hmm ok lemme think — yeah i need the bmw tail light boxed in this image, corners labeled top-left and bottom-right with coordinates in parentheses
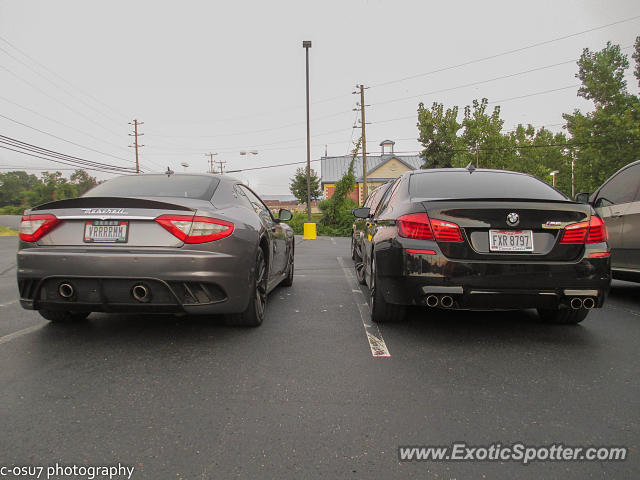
top-left (156, 215), bottom-right (234, 243)
top-left (430, 219), bottom-right (463, 242)
top-left (561, 215), bottom-right (608, 244)
top-left (586, 216), bottom-right (607, 243)
top-left (397, 213), bottom-right (463, 242)
top-left (19, 214), bottom-right (60, 242)
top-left (397, 213), bottom-right (434, 240)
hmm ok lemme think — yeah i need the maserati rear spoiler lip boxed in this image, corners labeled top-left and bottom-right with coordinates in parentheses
top-left (29, 196), bottom-right (194, 212)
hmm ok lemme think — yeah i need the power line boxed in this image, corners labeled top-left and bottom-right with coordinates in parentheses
top-left (0, 113), bottom-right (135, 165)
top-left (369, 14), bottom-right (640, 89)
top-left (0, 95), bottom-right (131, 154)
top-left (0, 44), bottom-right (125, 127)
top-left (0, 64), bottom-right (125, 140)
top-left (0, 34), bottom-right (128, 121)
top-left (0, 135), bottom-right (138, 173)
top-left (0, 144), bottom-right (136, 175)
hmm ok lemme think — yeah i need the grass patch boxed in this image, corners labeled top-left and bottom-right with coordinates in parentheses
top-left (0, 225), bottom-right (18, 236)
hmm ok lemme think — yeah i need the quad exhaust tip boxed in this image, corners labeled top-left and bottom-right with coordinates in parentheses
top-left (132, 284), bottom-right (152, 303)
top-left (58, 282), bottom-right (74, 299)
top-left (570, 297), bottom-right (583, 310)
top-left (582, 297), bottom-right (595, 310)
top-left (440, 295), bottom-right (454, 308)
top-left (426, 295), bottom-right (439, 307)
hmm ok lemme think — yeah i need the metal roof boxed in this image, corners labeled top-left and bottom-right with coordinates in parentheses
top-left (320, 154), bottom-right (423, 184)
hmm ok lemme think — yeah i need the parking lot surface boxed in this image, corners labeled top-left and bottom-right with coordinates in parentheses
top-left (0, 236), bottom-right (638, 479)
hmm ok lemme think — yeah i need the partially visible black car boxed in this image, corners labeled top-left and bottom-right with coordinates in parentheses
top-left (353, 166), bottom-right (611, 324)
top-left (351, 182), bottom-right (392, 284)
top-left (576, 160), bottom-right (640, 283)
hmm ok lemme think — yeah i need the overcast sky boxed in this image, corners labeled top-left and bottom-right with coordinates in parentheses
top-left (1, 0), bottom-right (639, 196)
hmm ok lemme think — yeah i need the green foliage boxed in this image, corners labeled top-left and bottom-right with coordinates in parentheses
top-left (289, 167), bottom-right (321, 204)
top-left (564, 41), bottom-right (640, 193)
top-left (415, 40), bottom-right (640, 197)
top-left (417, 102), bottom-right (461, 168)
top-left (0, 169), bottom-right (98, 209)
top-left (633, 36), bottom-right (640, 88)
top-left (576, 42), bottom-right (629, 108)
top-left (316, 138), bottom-right (359, 236)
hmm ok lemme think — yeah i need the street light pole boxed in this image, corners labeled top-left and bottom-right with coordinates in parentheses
top-left (303, 40), bottom-right (312, 222)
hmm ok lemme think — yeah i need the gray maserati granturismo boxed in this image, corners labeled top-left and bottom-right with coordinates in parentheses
top-left (16, 173), bottom-right (295, 327)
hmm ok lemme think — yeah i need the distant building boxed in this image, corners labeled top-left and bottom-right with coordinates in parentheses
top-left (320, 140), bottom-right (423, 204)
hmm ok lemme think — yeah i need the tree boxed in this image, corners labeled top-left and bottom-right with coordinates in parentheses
top-left (564, 41), bottom-right (640, 193)
top-left (70, 169), bottom-right (98, 195)
top-left (0, 171), bottom-right (39, 207)
top-left (459, 98), bottom-right (506, 169)
top-left (289, 167), bottom-right (321, 204)
top-left (318, 138), bottom-right (360, 235)
top-left (417, 102), bottom-right (461, 168)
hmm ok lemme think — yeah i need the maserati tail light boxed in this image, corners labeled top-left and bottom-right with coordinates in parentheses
top-left (19, 214), bottom-right (60, 242)
top-left (156, 215), bottom-right (234, 243)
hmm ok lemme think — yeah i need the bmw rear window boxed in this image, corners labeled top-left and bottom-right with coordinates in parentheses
top-left (409, 171), bottom-right (568, 200)
top-left (84, 175), bottom-right (220, 200)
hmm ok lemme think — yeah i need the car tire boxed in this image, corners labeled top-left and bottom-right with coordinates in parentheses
top-left (370, 256), bottom-right (405, 323)
top-left (226, 247), bottom-right (267, 327)
top-left (38, 310), bottom-right (90, 323)
top-left (351, 235), bottom-right (358, 260)
top-left (353, 244), bottom-right (367, 286)
top-left (537, 308), bottom-right (589, 324)
top-left (281, 244), bottom-right (294, 287)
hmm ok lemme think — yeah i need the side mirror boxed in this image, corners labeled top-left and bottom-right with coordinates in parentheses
top-left (575, 192), bottom-right (590, 204)
top-left (278, 208), bottom-right (293, 221)
top-left (351, 207), bottom-right (370, 219)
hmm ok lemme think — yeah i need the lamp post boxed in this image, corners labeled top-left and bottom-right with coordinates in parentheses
top-left (303, 40), bottom-right (312, 222)
top-left (550, 170), bottom-right (559, 187)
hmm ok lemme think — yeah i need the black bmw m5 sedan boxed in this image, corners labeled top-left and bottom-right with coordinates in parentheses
top-left (352, 166), bottom-right (611, 324)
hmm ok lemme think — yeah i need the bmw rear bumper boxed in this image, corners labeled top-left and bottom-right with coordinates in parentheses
top-left (17, 246), bottom-right (253, 314)
top-left (375, 240), bottom-right (611, 310)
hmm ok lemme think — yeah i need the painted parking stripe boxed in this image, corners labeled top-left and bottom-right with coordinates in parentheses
top-left (0, 299), bottom-right (18, 308)
top-left (0, 323), bottom-right (46, 346)
top-left (337, 256), bottom-right (390, 357)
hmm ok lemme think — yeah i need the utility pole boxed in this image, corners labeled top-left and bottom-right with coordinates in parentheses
top-left (128, 119), bottom-right (144, 174)
top-left (303, 40), bottom-right (312, 221)
top-left (205, 152), bottom-right (218, 173)
top-left (353, 85), bottom-right (369, 205)
top-left (217, 158), bottom-right (227, 175)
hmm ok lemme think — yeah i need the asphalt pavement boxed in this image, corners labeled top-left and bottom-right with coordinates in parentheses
top-left (0, 235), bottom-right (638, 479)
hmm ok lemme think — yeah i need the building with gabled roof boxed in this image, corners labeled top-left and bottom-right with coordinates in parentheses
top-left (320, 139), bottom-right (423, 204)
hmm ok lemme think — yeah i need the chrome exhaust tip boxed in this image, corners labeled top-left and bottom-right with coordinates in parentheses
top-left (58, 282), bottom-right (74, 298)
top-left (132, 284), bottom-right (151, 303)
top-left (426, 295), bottom-right (439, 307)
top-left (570, 297), bottom-right (583, 310)
top-left (440, 295), bottom-right (454, 308)
top-left (582, 297), bottom-right (595, 310)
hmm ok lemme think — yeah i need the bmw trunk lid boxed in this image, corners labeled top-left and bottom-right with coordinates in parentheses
top-left (420, 199), bottom-right (591, 261)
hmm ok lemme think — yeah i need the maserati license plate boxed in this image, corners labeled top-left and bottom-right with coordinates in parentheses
top-left (84, 220), bottom-right (128, 243)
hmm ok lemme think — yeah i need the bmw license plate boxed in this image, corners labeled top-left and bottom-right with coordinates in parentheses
top-left (489, 230), bottom-right (533, 252)
top-left (84, 220), bottom-right (128, 243)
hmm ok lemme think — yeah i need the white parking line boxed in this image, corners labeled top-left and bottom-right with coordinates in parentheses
top-left (337, 256), bottom-right (390, 357)
top-left (0, 299), bottom-right (18, 308)
top-left (0, 323), bottom-right (46, 346)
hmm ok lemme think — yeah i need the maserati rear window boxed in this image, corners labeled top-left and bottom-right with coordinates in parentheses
top-left (84, 175), bottom-right (220, 200)
top-left (409, 171), bottom-right (568, 201)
